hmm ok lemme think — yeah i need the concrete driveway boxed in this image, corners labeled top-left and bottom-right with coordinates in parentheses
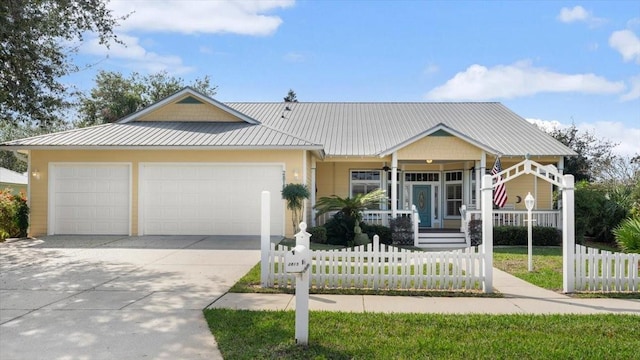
top-left (0, 235), bottom-right (262, 360)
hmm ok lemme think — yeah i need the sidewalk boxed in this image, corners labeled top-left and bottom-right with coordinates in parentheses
top-left (208, 268), bottom-right (640, 315)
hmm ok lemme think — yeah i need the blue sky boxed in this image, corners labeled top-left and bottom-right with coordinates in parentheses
top-left (68, 0), bottom-right (640, 156)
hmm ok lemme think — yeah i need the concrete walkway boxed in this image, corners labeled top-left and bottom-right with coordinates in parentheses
top-left (209, 268), bottom-right (640, 315)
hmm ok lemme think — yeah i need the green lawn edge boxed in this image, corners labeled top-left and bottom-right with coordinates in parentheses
top-left (204, 310), bottom-right (640, 360)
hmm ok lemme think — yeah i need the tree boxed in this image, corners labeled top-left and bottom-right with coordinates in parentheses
top-left (281, 183), bottom-right (310, 235)
top-left (283, 89), bottom-right (298, 102)
top-left (77, 71), bottom-right (218, 126)
top-left (546, 124), bottom-right (617, 182)
top-left (0, 121), bottom-right (68, 172)
top-left (1, 0), bottom-right (123, 126)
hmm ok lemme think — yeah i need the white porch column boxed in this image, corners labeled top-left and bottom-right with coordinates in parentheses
top-left (562, 174), bottom-right (575, 293)
top-left (310, 157), bottom-right (317, 226)
top-left (481, 174), bottom-right (494, 293)
top-left (557, 157), bottom-right (564, 210)
top-left (479, 152), bottom-right (486, 210)
top-left (391, 152), bottom-right (398, 218)
top-left (474, 160), bottom-right (481, 208)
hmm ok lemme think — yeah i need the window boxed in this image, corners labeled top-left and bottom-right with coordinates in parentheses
top-left (350, 170), bottom-right (381, 197)
top-left (405, 172), bottom-right (439, 182)
top-left (445, 171), bottom-right (463, 217)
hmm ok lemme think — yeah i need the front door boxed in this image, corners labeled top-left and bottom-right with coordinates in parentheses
top-left (412, 185), bottom-right (432, 228)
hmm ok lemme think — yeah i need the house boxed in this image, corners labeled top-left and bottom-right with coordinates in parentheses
top-left (1, 88), bottom-right (576, 246)
top-left (0, 167), bottom-right (27, 196)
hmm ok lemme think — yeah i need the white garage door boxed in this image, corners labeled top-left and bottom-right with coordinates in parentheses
top-left (50, 164), bottom-right (130, 235)
top-left (140, 163), bottom-right (284, 236)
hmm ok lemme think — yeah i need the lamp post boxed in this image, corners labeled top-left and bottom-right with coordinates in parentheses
top-left (525, 192), bottom-right (535, 272)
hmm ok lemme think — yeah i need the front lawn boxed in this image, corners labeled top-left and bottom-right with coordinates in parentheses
top-left (204, 310), bottom-right (640, 359)
top-left (493, 246), bottom-right (564, 290)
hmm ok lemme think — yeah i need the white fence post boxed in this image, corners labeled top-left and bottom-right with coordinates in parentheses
top-left (294, 222), bottom-right (311, 345)
top-left (481, 174), bottom-right (493, 293)
top-left (562, 175), bottom-right (575, 293)
top-left (260, 190), bottom-right (271, 287)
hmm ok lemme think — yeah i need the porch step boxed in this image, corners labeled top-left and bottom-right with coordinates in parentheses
top-left (416, 231), bottom-right (467, 249)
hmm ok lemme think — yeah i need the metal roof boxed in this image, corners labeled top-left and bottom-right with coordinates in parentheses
top-left (1, 88), bottom-right (576, 157)
top-left (226, 102), bottom-right (577, 157)
top-left (1, 121), bottom-right (322, 149)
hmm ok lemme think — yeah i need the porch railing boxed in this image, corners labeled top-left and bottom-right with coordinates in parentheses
top-left (316, 209), bottom-right (413, 227)
top-left (462, 209), bottom-right (562, 230)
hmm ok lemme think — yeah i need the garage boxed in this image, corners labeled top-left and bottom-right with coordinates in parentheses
top-left (49, 164), bottom-right (130, 235)
top-left (139, 163), bottom-right (284, 236)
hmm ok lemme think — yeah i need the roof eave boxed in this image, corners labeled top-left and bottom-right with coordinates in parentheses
top-left (0, 145), bottom-right (325, 151)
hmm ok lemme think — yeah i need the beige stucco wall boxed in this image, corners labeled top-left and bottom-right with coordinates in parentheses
top-left (138, 96), bottom-right (244, 122)
top-left (397, 136), bottom-right (482, 160)
top-left (29, 149), bottom-right (305, 237)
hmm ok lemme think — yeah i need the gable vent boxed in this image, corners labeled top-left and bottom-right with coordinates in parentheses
top-left (429, 129), bottom-right (453, 137)
top-left (176, 96), bottom-right (204, 104)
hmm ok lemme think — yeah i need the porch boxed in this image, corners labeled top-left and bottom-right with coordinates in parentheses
top-left (315, 207), bottom-right (562, 249)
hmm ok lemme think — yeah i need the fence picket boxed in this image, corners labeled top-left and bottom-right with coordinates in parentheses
top-left (573, 244), bottom-right (639, 292)
top-left (265, 243), bottom-right (492, 291)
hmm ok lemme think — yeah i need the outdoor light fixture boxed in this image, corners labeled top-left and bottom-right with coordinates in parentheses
top-left (525, 192), bottom-right (535, 272)
top-left (31, 168), bottom-right (40, 180)
top-left (426, 159), bottom-right (433, 164)
top-left (293, 169), bottom-right (299, 181)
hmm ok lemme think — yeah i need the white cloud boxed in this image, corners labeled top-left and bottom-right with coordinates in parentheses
top-left (621, 74), bottom-right (640, 101)
top-left (425, 61), bottom-right (625, 101)
top-left (527, 118), bottom-right (640, 157)
top-left (81, 33), bottom-right (193, 74)
top-left (557, 6), bottom-right (606, 27)
top-left (108, 0), bottom-right (295, 36)
top-left (609, 30), bottom-right (640, 64)
top-left (558, 6), bottom-right (589, 23)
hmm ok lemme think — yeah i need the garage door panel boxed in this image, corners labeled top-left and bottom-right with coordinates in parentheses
top-left (51, 164), bottom-right (130, 235)
top-left (141, 164), bottom-right (283, 236)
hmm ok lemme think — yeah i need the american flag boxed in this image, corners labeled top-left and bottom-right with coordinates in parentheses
top-left (492, 157), bottom-right (508, 208)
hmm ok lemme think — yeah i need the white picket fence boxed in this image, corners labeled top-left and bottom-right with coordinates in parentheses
top-left (265, 236), bottom-right (484, 291)
top-left (574, 244), bottom-right (640, 292)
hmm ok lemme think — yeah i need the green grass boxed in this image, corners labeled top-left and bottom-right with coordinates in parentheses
top-left (494, 246), bottom-right (564, 290)
top-left (204, 309), bottom-right (640, 360)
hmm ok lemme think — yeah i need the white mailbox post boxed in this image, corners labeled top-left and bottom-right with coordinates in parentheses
top-left (285, 222), bottom-right (311, 345)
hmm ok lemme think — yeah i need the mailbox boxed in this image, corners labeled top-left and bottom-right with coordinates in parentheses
top-left (285, 245), bottom-right (309, 273)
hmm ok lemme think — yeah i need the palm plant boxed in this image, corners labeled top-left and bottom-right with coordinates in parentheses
top-left (613, 217), bottom-right (640, 253)
top-left (315, 189), bottom-right (387, 223)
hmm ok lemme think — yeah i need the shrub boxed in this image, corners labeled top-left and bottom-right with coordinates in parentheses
top-left (494, 226), bottom-right (561, 246)
top-left (308, 226), bottom-right (327, 244)
top-left (361, 223), bottom-right (392, 245)
top-left (468, 220), bottom-right (561, 246)
top-left (468, 219), bottom-right (482, 246)
top-left (614, 217), bottom-right (640, 254)
top-left (324, 211), bottom-right (357, 246)
top-left (389, 217), bottom-right (412, 245)
top-left (0, 189), bottom-right (29, 240)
